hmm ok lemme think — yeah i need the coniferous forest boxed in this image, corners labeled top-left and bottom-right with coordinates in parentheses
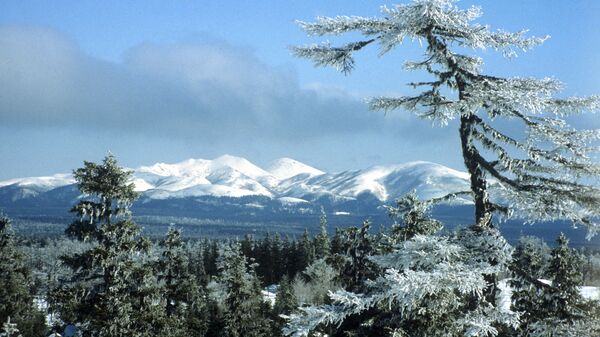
top-left (2, 1), bottom-right (600, 336)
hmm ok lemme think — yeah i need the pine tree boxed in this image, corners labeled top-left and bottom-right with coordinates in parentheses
top-left (509, 236), bottom-right (550, 333)
top-left (274, 275), bottom-right (298, 317)
top-left (337, 221), bottom-right (378, 293)
top-left (50, 154), bottom-right (161, 336)
top-left (546, 234), bottom-right (583, 321)
top-left (386, 191), bottom-right (443, 243)
top-left (526, 234), bottom-right (600, 336)
top-left (285, 216), bottom-right (517, 337)
top-left (293, 0), bottom-right (600, 235)
top-left (313, 208), bottom-right (330, 260)
top-left (297, 229), bottom-right (315, 271)
top-left (0, 215), bottom-right (47, 337)
top-left (203, 239), bottom-right (219, 277)
top-left (157, 227), bottom-right (208, 336)
top-left (218, 244), bottom-right (274, 337)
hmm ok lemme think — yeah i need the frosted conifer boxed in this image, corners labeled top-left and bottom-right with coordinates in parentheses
top-left (50, 155), bottom-right (162, 336)
top-left (293, 0), bottom-right (600, 235)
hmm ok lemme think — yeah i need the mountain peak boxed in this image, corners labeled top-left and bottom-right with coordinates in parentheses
top-left (267, 158), bottom-right (324, 180)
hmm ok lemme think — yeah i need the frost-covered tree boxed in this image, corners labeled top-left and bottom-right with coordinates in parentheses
top-left (284, 197), bottom-right (517, 337)
top-left (313, 208), bottom-right (330, 260)
top-left (50, 155), bottom-right (162, 336)
top-left (336, 221), bottom-right (379, 293)
top-left (284, 228), bottom-right (517, 336)
top-left (509, 236), bottom-right (550, 333)
top-left (218, 244), bottom-right (274, 337)
top-left (385, 190), bottom-right (444, 244)
top-left (288, 1), bottom-right (600, 335)
top-left (0, 215), bottom-right (46, 337)
top-left (525, 234), bottom-right (600, 336)
top-left (65, 154), bottom-right (138, 241)
top-left (157, 227), bottom-right (208, 335)
top-left (293, 0), bottom-right (600, 235)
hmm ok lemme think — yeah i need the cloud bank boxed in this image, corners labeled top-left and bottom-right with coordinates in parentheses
top-left (0, 25), bottom-right (465, 179)
top-left (0, 26), bottom-right (404, 140)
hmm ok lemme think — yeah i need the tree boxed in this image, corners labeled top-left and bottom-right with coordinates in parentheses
top-left (288, 1), bottom-right (600, 335)
top-left (157, 227), bottom-right (208, 335)
top-left (65, 154), bottom-right (138, 241)
top-left (545, 234), bottom-right (584, 321)
top-left (293, 0), bottom-right (600, 234)
top-left (284, 204), bottom-right (517, 337)
top-left (386, 190), bottom-right (443, 244)
top-left (509, 236), bottom-right (550, 333)
top-left (218, 244), bottom-right (274, 337)
top-left (336, 221), bottom-right (378, 293)
top-left (525, 234), bottom-right (600, 336)
top-left (0, 215), bottom-right (47, 337)
top-left (274, 275), bottom-right (298, 317)
top-left (50, 154), bottom-right (161, 336)
top-left (313, 208), bottom-right (330, 260)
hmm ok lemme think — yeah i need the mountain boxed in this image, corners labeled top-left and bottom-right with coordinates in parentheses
top-left (0, 155), bottom-right (470, 205)
top-left (2, 155), bottom-right (598, 247)
top-left (267, 158), bottom-right (325, 180)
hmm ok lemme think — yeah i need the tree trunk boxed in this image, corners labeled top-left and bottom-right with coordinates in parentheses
top-left (459, 114), bottom-right (492, 228)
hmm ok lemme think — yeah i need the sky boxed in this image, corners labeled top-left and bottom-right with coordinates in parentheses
top-left (0, 0), bottom-right (599, 180)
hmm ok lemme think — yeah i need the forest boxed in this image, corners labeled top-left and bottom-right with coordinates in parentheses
top-left (3, 0), bottom-right (600, 336)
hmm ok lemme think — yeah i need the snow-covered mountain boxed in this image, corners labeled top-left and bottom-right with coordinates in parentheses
top-left (0, 155), bottom-right (470, 204)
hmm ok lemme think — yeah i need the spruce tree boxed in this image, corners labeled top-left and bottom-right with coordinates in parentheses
top-left (337, 221), bottom-right (378, 293)
top-left (313, 208), bottom-right (330, 260)
top-left (545, 233), bottom-right (584, 321)
top-left (509, 236), bottom-right (550, 333)
top-left (274, 275), bottom-right (298, 317)
top-left (157, 227), bottom-right (208, 336)
top-left (218, 244), bottom-right (274, 337)
top-left (0, 215), bottom-right (47, 337)
top-left (526, 234), bottom-right (600, 336)
top-left (50, 154), bottom-right (161, 336)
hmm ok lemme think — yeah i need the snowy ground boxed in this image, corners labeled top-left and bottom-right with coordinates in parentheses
top-left (498, 279), bottom-right (599, 311)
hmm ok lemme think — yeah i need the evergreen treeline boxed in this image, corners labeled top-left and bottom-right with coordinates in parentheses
top-left (0, 155), bottom-right (599, 336)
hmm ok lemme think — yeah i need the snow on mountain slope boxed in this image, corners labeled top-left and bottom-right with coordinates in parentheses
top-left (267, 158), bottom-right (324, 180)
top-left (276, 161), bottom-right (471, 202)
top-left (0, 156), bottom-right (472, 203)
top-left (0, 173), bottom-right (75, 192)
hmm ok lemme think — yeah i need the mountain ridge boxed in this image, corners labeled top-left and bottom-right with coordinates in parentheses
top-left (0, 155), bottom-right (471, 204)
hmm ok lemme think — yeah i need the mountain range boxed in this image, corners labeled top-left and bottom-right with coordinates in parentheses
top-left (0, 154), bottom-right (471, 206)
top-left (2, 155), bottom-right (598, 247)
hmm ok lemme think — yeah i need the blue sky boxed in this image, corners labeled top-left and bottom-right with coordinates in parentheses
top-left (0, 0), bottom-right (599, 179)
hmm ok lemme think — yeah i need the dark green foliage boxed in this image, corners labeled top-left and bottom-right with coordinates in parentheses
top-left (387, 192), bottom-right (442, 243)
top-left (545, 233), bottom-right (584, 321)
top-left (299, 229), bottom-right (315, 269)
top-left (313, 209), bottom-right (330, 260)
top-left (336, 221), bottom-right (378, 293)
top-left (218, 244), bottom-right (274, 337)
top-left (0, 215), bottom-right (47, 337)
top-left (274, 275), bottom-right (297, 317)
top-left (510, 236), bottom-right (550, 332)
top-left (65, 154), bottom-right (138, 241)
top-left (203, 239), bottom-right (219, 277)
top-left (50, 155), bottom-right (165, 336)
top-left (157, 227), bottom-right (208, 335)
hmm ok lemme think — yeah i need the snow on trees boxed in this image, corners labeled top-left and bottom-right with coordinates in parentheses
top-left (292, 0), bottom-right (600, 235)
top-left (286, 0), bottom-right (600, 336)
